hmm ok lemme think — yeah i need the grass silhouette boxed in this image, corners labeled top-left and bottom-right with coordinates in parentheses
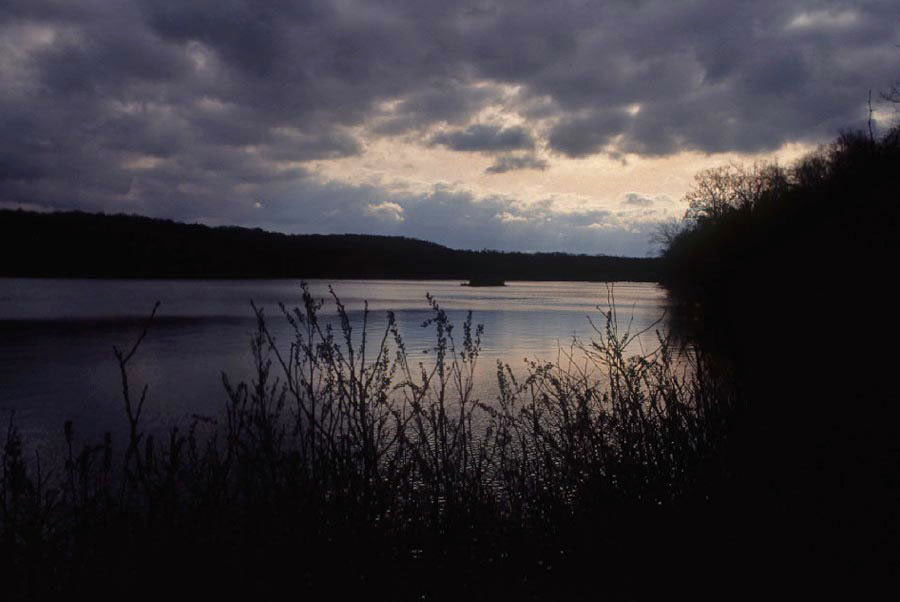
top-left (1, 284), bottom-right (740, 600)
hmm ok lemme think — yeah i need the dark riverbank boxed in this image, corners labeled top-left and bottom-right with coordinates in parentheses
top-left (657, 126), bottom-right (900, 588)
top-left (0, 209), bottom-right (659, 282)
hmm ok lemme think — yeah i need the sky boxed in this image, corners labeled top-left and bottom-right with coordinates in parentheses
top-left (2, 1), bottom-right (899, 256)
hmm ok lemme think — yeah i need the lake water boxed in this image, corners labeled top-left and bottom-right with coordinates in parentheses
top-left (0, 279), bottom-right (668, 448)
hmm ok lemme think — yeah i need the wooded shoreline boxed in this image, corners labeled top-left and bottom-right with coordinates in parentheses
top-left (0, 209), bottom-right (660, 282)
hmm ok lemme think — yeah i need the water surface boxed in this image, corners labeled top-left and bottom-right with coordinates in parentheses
top-left (0, 279), bottom-right (668, 446)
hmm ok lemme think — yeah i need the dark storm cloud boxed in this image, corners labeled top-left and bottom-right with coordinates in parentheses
top-left (2, 0), bottom-right (899, 254)
top-left (430, 124), bottom-right (535, 152)
top-left (548, 109), bottom-right (634, 158)
top-left (371, 82), bottom-right (501, 135)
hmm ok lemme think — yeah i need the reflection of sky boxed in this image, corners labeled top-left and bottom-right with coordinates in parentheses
top-left (0, 278), bottom-right (666, 319)
top-left (0, 279), bottom-right (667, 446)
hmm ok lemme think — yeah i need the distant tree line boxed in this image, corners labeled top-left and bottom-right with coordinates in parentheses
top-left (0, 209), bottom-right (659, 281)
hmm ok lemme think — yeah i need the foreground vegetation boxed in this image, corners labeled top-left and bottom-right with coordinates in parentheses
top-left (1, 286), bottom-right (739, 600)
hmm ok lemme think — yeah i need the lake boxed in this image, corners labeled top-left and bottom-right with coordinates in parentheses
top-left (0, 279), bottom-right (668, 448)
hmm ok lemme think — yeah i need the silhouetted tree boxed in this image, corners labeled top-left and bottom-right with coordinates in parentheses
top-left (683, 161), bottom-right (788, 224)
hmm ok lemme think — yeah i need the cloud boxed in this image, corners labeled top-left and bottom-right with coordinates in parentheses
top-left (2, 0), bottom-right (899, 256)
top-left (621, 193), bottom-right (655, 207)
top-left (485, 153), bottom-right (548, 174)
top-left (548, 109), bottom-right (633, 158)
top-left (787, 9), bottom-right (860, 31)
top-left (430, 124), bottom-right (536, 152)
top-left (372, 83), bottom-right (503, 135)
top-left (365, 201), bottom-right (405, 222)
top-left (383, 187), bottom-right (655, 255)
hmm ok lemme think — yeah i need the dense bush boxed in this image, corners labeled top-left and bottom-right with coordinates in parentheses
top-left (659, 126), bottom-right (900, 334)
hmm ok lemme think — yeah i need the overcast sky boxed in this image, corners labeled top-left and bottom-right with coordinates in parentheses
top-left (2, 1), bottom-right (898, 256)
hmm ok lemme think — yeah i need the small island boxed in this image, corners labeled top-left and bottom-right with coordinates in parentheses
top-left (462, 277), bottom-right (506, 287)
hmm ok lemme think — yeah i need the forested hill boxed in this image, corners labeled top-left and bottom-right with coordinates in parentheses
top-left (0, 210), bottom-right (659, 281)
